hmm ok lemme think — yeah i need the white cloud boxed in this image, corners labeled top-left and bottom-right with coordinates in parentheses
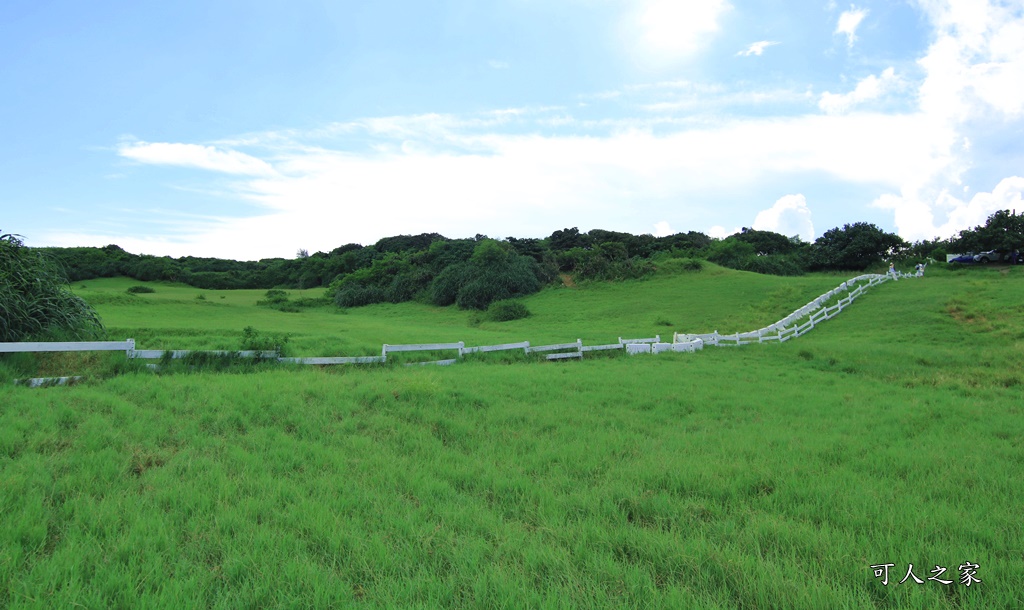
top-left (488, 60), bottom-right (510, 69)
top-left (118, 141), bottom-right (277, 176)
top-left (653, 221), bottom-right (673, 237)
top-left (93, 106), bottom-right (955, 258)
top-left (874, 176), bottom-right (1024, 241)
top-left (753, 194), bottom-right (815, 241)
top-left (819, 67), bottom-right (900, 114)
top-left (869, 0), bottom-right (1024, 240)
top-left (626, 0), bottom-right (732, 68)
top-left (736, 41), bottom-right (780, 57)
top-left (916, 0), bottom-right (1024, 121)
top-left (835, 6), bottom-right (868, 48)
top-left (707, 225), bottom-right (740, 239)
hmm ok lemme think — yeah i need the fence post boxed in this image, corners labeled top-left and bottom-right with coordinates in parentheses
top-left (126, 338), bottom-right (136, 359)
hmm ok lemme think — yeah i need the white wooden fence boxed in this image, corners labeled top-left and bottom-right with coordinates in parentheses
top-left (4, 270), bottom-right (920, 385)
top-left (671, 272), bottom-right (913, 347)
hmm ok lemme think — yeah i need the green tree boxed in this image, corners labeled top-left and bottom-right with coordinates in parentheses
top-left (373, 233), bottom-right (446, 254)
top-left (952, 210), bottom-right (1024, 254)
top-left (809, 223), bottom-right (906, 271)
top-left (548, 227), bottom-right (591, 252)
top-left (1, 232), bottom-right (105, 342)
top-left (732, 228), bottom-right (801, 255)
top-left (656, 231), bottom-right (712, 256)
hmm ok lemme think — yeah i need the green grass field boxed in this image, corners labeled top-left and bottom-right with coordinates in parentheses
top-left (2, 264), bottom-right (1023, 608)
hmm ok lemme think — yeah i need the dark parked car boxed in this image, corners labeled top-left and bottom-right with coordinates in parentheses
top-left (949, 254), bottom-right (977, 263)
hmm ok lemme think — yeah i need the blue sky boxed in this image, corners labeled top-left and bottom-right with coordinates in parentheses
top-left (3, 0), bottom-right (1022, 260)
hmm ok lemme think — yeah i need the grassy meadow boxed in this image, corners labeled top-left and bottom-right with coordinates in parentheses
top-left (2, 263), bottom-right (1023, 608)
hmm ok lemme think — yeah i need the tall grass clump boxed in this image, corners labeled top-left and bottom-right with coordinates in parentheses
top-left (0, 231), bottom-right (105, 342)
top-left (239, 326), bottom-right (289, 354)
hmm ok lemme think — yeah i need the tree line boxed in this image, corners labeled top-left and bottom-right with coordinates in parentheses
top-left (4, 211), bottom-right (1021, 342)
top-left (23, 209), bottom-right (1022, 314)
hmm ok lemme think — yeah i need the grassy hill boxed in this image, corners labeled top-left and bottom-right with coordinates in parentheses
top-left (1, 264), bottom-right (1022, 608)
top-left (63, 264), bottom-right (852, 355)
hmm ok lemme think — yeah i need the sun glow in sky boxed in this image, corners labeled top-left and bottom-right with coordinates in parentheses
top-left (2, 0), bottom-right (1023, 260)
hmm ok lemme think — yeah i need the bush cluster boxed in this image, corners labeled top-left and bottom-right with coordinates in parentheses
top-left (331, 240), bottom-right (545, 311)
top-left (486, 299), bottom-right (531, 322)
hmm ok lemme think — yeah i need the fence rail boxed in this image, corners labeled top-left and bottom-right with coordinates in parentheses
top-left (0, 340), bottom-right (134, 354)
top-left (460, 341), bottom-right (530, 355)
top-left (6, 270), bottom-right (922, 385)
top-left (526, 340), bottom-right (583, 354)
top-left (278, 356), bottom-right (386, 365)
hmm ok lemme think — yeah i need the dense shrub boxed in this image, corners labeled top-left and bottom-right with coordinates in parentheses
top-left (290, 297), bottom-right (331, 308)
top-left (577, 256), bottom-right (656, 281)
top-left (334, 284), bottom-right (388, 307)
top-left (429, 241), bottom-right (543, 310)
top-left (262, 289), bottom-right (289, 303)
top-left (256, 289), bottom-right (302, 312)
top-left (486, 299), bottom-right (531, 322)
top-left (430, 263), bottom-right (472, 306)
top-left (387, 269), bottom-right (432, 303)
top-left (125, 285), bottom-right (155, 294)
top-left (708, 240), bottom-right (756, 269)
top-left (707, 238), bottom-right (806, 276)
top-left (182, 271), bottom-right (247, 290)
top-left (327, 252), bottom-right (422, 307)
top-left (455, 242), bottom-right (542, 310)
